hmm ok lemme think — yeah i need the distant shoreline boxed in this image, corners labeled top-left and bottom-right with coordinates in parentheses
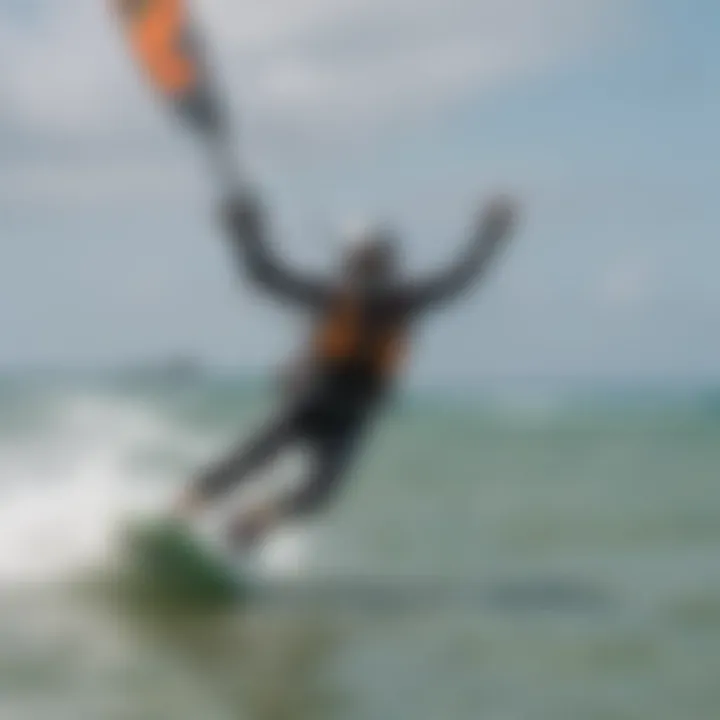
top-left (1, 369), bottom-right (720, 417)
top-left (1, 366), bottom-right (719, 394)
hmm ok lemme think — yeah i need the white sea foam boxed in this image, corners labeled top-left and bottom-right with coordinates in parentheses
top-left (0, 392), bottom-right (311, 585)
top-left (0, 395), bottom-right (192, 584)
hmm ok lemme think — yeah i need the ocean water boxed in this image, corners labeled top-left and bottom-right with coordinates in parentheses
top-left (0, 375), bottom-right (718, 720)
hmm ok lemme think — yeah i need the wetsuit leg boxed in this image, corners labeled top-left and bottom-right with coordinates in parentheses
top-left (192, 410), bottom-right (299, 502)
top-left (283, 419), bottom-right (365, 517)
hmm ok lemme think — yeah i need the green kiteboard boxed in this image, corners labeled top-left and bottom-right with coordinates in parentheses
top-left (121, 519), bottom-right (250, 609)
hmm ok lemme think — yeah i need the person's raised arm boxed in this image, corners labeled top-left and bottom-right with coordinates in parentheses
top-left (221, 191), bottom-right (332, 309)
top-left (399, 196), bottom-right (517, 315)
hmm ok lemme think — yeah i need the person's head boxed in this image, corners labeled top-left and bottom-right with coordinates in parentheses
top-left (339, 224), bottom-right (400, 287)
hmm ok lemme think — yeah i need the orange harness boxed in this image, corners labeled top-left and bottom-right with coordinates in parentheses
top-left (313, 295), bottom-right (407, 378)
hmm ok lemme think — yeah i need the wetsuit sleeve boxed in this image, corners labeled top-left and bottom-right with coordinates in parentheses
top-left (398, 197), bottom-right (517, 314)
top-left (222, 191), bottom-right (332, 309)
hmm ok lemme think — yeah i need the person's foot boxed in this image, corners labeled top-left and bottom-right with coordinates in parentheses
top-left (227, 502), bottom-right (279, 551)
top-left (172, 488), bottom-right (204, 521)
top-left (227, 515), bottom-right (263, 551)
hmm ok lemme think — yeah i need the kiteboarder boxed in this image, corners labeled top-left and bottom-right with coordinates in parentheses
top-left (175, 192), bottom-right (517, 547)
top-left (112, 0), bottom-right (519, 550)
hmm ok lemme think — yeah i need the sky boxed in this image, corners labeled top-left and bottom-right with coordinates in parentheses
top-left (1, 0), bottom-right (719, 385)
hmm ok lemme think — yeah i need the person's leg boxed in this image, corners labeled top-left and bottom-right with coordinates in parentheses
top-left (227, 425), bottom-right (362, 548)
top-left (231, 405), bottom-right (371, 535)
top-left (178, 408), bottom-right (299, 515)
top-left (285, 426), bottom-right (362, 517)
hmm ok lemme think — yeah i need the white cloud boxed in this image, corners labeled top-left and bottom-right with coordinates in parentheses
top-left (2, 0), bottom-right (629, 134)
top-left (0, 0), bottom-right (632, 204)
top-left (203, 0), bottom-right (626, 131)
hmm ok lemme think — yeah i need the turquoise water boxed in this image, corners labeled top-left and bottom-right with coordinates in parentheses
top-left (0, 376), bottom-right (718, 719)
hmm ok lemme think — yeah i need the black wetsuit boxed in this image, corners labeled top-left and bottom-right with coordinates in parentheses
top-left (193, 193), bottom-right (513, 517)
